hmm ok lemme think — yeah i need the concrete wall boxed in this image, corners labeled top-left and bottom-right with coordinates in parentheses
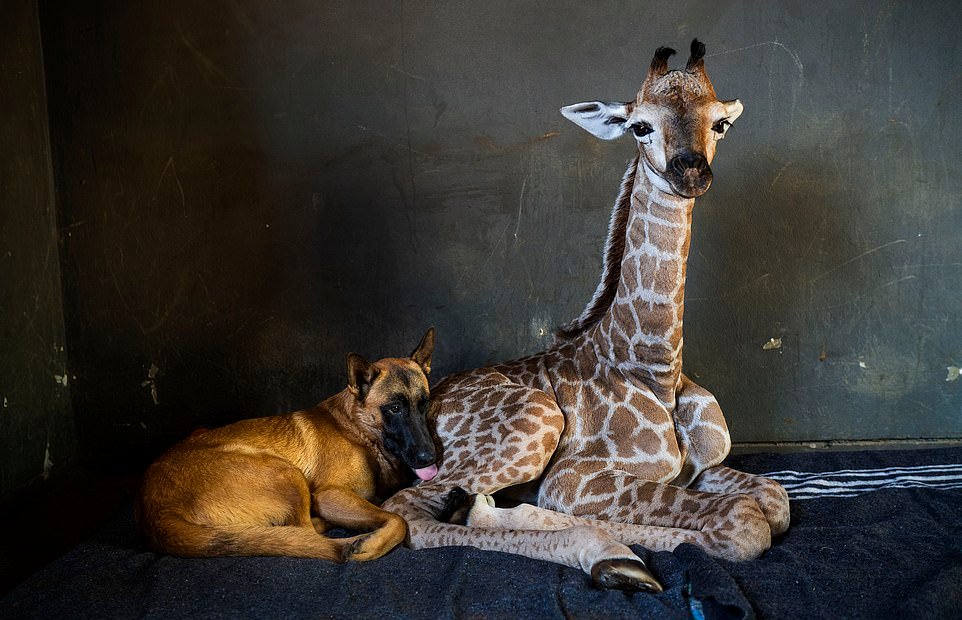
top-left (37, 1), bottom-right (962, 465)
top-left (0, 0), bottom-right (75, 497)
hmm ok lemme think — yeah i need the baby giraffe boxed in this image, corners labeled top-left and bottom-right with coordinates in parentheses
top-left (384, 40), bottom-right (790, 592)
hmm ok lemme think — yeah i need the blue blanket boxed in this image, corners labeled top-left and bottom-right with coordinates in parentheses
top-left (3, 447), bottom-right (961, 619)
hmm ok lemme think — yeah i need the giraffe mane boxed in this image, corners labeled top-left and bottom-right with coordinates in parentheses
top-left (555, 154), bottom-right (638, 339)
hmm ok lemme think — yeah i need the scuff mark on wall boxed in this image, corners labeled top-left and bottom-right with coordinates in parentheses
top-left (706, 39), bottom-right (804, 129)
top-left (810, 239), bottom-right (908, 284)
top-left (141, 363), bottom-right (161, 405)
top-left (947, 366), bottom-right (961, 382)
top-left (42, 441), bottom-right (54, 480)
top-left (530, 315), bottom-right (553, 340)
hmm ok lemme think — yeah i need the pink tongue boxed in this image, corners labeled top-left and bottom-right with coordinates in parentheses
top-left (414, 464), bottom-right (438, 481)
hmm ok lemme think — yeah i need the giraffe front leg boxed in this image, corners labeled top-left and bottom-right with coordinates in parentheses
top-left (540, 463), bottom-right (772, 561)
top-left (382, 485), bottom-right (662, 592)
top-left (466, 492), bottom-right (736, 558)
top-left (690, 466), bottom-right (790, 536)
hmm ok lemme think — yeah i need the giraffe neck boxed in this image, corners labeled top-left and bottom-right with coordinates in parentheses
top-left (591, 155), bottom-right (694, 404)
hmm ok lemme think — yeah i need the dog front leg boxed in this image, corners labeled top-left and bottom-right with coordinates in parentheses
top-left (312, 487), bottom-right (408, 562)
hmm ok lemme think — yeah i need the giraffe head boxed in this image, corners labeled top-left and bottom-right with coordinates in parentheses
top-left (562, 39), bottom-right (743, 198)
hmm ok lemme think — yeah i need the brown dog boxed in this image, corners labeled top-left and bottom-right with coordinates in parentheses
top-left (135, 328), bottom-right (439, 562)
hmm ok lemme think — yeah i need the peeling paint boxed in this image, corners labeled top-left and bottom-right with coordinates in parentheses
top-left (54, 373), bottom-right (68, 386)
top-left (947, 366), bottom-right (961, 382)
top-left (42, 441), bottom-right (54, 480)
top-left (859, 360), bottom-right (868, 369)
top-left (762, 337), bottom-right (782, 350)
top-left (2, 397), bottom-right (7, 408)
top-left (529, 316), bottom-right (552, 340)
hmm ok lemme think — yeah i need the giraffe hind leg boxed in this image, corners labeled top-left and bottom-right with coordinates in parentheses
top-left (671, 374), bottom-right (732, 488)
top-left (429, 370), bottom-right (565, 495)
top-left (670, 376), bottom-right (789, 536)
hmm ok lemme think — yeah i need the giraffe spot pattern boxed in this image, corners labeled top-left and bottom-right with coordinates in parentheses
top-left (385, 120), bottom-right (790, 564)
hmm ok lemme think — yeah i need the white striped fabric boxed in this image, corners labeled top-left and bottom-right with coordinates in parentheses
top-left (762, 463), bottom-right (962, 500)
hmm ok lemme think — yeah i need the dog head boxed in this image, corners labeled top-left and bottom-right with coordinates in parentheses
top-left (346, 327), bottom-right (438, 482)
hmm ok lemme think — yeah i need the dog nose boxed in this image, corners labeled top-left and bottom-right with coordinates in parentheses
top-left (414, 449), bottom-right (435, 467)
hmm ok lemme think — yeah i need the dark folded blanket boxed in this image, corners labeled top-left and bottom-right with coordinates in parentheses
top-left (2, 447), bottom-right (960, 620)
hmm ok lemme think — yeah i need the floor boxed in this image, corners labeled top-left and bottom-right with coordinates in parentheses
top-left (0, 468), bottom-right (140, 596)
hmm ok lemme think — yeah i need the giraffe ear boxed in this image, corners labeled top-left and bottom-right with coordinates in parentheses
top-left (410, 327), bottom-right (435, 375)
top-left (561, 101), bottom-right (633, 141)
top-left (722, 99), bottom-right (744, 124)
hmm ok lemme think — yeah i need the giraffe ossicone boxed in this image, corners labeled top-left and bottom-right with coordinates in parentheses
top-left (384, 39), bottom-right (790, 593)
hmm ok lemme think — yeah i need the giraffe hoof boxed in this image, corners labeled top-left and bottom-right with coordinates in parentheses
top-left (591, 559), bottom-right (663, 593)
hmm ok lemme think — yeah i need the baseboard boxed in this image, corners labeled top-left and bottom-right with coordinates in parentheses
top-left (731, 438), bottom-right (962, 454)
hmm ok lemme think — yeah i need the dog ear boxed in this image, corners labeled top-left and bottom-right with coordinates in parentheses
top-left (410, 327), bottom-right (435, 375)
top-left (346, 353), bottom-right (378, 401)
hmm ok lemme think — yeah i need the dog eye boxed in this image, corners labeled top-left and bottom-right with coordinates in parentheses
top-left (631, 123), bottom-right (653, 138)
top-left (386, 403), bottom-right (402, 415)
top-left (711, 119), bottom-right (730, 134)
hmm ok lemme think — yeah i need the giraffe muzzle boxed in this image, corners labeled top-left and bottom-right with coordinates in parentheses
top-left (667, 152), bottom-right (712, 198)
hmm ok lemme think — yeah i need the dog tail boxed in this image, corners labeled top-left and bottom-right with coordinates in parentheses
top-left (147, 514), bottom-right (347, 561)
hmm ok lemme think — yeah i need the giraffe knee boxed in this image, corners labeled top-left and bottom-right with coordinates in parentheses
top-left (757, 479), bottom-right (790, 536)
top-left (714, 495), bottom-right (771, 561)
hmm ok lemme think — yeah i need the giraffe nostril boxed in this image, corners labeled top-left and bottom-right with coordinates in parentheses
top-left (670, 153), bottom-right (708, 174)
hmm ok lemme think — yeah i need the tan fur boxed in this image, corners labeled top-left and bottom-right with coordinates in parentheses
top-left (136, 334), bottom-right (435, 563)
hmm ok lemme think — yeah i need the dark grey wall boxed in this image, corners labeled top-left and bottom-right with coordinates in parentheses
top-left (39, 1), bottom-right (961, 465)
top-left (1, 0), bottom-right (75, 497)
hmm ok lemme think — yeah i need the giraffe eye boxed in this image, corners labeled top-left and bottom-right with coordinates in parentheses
top-left (712, 119), bottom-right (731, 134)
top-left (631, 123), bottom-right (654, 138)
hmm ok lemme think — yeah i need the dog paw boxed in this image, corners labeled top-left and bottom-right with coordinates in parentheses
top-left (340, 535), bottom-right (371, 562)
top-left (341, 526), bottom-right (405, 563)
